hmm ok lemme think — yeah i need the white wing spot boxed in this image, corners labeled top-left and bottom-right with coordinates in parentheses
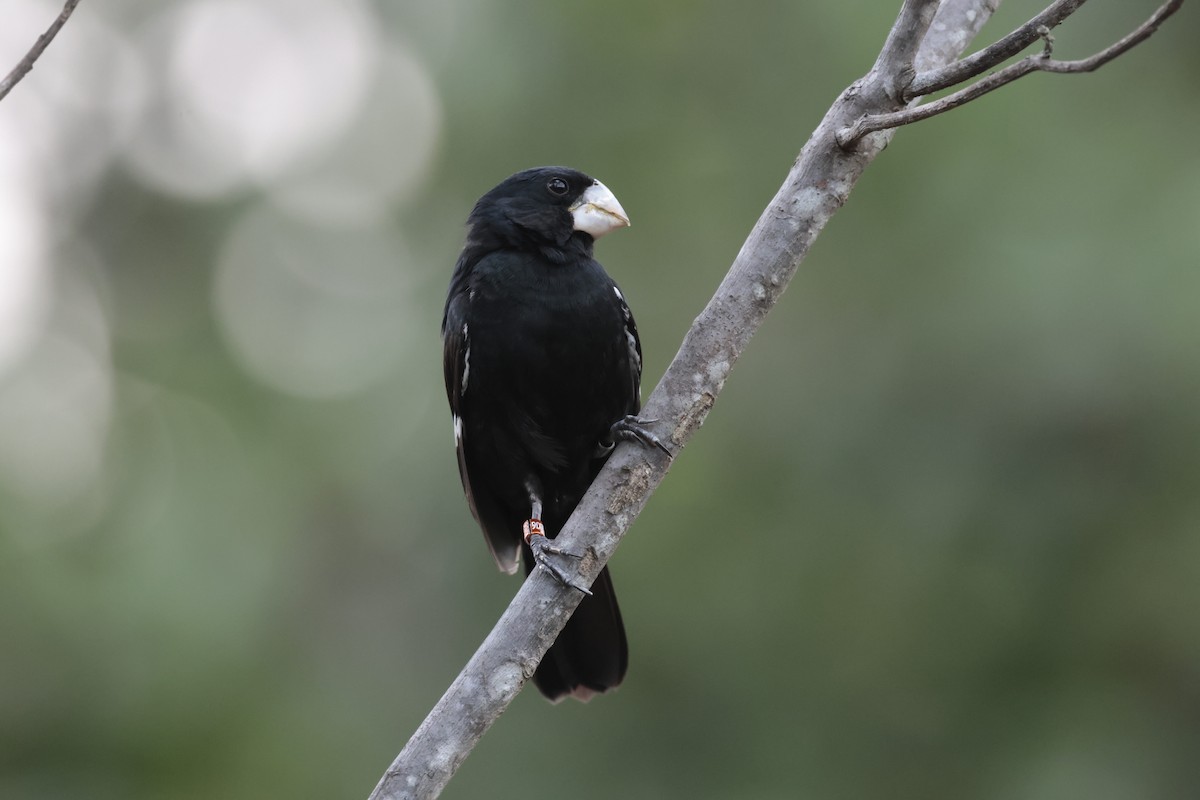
top-left (453, 414), bottom-right (463, 445)
top-left (613, 286), bottom-right (624, 301)
top-left (461, 324), bottom-right (470, 392)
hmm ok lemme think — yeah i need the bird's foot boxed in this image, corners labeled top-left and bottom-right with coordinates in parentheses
top-left (523, 519), bottom-right (592, 595)
top-left (595, 415), bottom-right (672, 458)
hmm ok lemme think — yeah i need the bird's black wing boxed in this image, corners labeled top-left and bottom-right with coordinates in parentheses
top-left (613, 282), bottom-right (644, 417)
top-left (442, 273), bottom-right (521, 574)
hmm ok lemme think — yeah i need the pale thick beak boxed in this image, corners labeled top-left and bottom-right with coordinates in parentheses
top-left (569, 180), bottom-right (630, 239)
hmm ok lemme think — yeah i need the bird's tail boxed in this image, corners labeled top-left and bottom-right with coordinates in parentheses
top-left (522, 552), bottom-right (628, 702)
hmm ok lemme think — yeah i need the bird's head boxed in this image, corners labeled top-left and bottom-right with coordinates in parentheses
top-left (466, 167), bottom-right (630, 254)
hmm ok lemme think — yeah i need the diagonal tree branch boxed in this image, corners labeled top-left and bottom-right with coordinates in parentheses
top-left (368, 2), bottom-right (994, 798)
top-left (837, 0), bottom-right (1183, 147)
top-left (368, 1), bottom-right (1180, 797)
top-left (0, 0), bottom-right (83, 103)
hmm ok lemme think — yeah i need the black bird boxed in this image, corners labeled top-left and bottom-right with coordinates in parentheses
top-left (442, 166), bottom-right (664, 701)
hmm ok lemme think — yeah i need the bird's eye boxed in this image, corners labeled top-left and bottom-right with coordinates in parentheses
top-left (546, 178), bottom-right (569, 196)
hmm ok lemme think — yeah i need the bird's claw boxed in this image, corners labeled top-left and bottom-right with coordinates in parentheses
top-left (524, 521), bottom-right (591, 595)
top-left (597, 414), bottom-right (672, 458)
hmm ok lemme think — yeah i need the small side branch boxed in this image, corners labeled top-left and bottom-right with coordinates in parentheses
top-left (909, 0), bottom-right (1089, 98)
top-left (869, 0), bottom-right (942, 102)
top-left (837, 0), bottom-right (1183, 148)
top-left (0, 0), bottom-right (84, 103)
top-left (1036, 0), bottom-right (1184, 73)
top-left (874, 0), bottom-right (943, 76)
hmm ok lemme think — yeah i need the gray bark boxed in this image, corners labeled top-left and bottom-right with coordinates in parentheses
top-left (0, 0), bottom-right (83, 102)
top-left (366, 0), bottom-right (1169, 796)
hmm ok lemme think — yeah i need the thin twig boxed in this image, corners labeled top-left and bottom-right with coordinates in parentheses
top-left (837, 0), bottom-right (1183, 147)
top-left (1038, 0), bottom-right (1182, 72)
top-left (0, 0), bottom-right (84, 103)
top-left (908, 0), bottom-right (1088, 98)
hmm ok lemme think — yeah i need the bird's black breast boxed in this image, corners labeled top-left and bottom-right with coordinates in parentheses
top-left (464, 250), bottom-right (632, 459)
top-left (442, 211), bottom-right (644, 572)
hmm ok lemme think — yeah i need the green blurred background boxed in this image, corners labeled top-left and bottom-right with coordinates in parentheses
top-left (2, 1), bottom-right (1198, 798)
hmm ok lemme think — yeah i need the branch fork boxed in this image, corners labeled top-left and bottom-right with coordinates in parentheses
top-left (836, 0), bottom-right (1184, 149)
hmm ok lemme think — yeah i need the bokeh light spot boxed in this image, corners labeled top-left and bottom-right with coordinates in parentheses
top-left (213, 203), bottom-right (415, 398)
top-left (269, 43), bottom-right (443, 223)
top-left (0, 137), bottom-right (50, 378)
top-left (0, 332), bottom-right (113, 507)
top-left (124, 0), bottom-right (378, 199)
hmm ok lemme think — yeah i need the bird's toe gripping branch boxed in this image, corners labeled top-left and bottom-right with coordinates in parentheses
top-left (595, 414), bottom-right (673, 458)
top-left (523, 519), bottom-right (592, 595)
